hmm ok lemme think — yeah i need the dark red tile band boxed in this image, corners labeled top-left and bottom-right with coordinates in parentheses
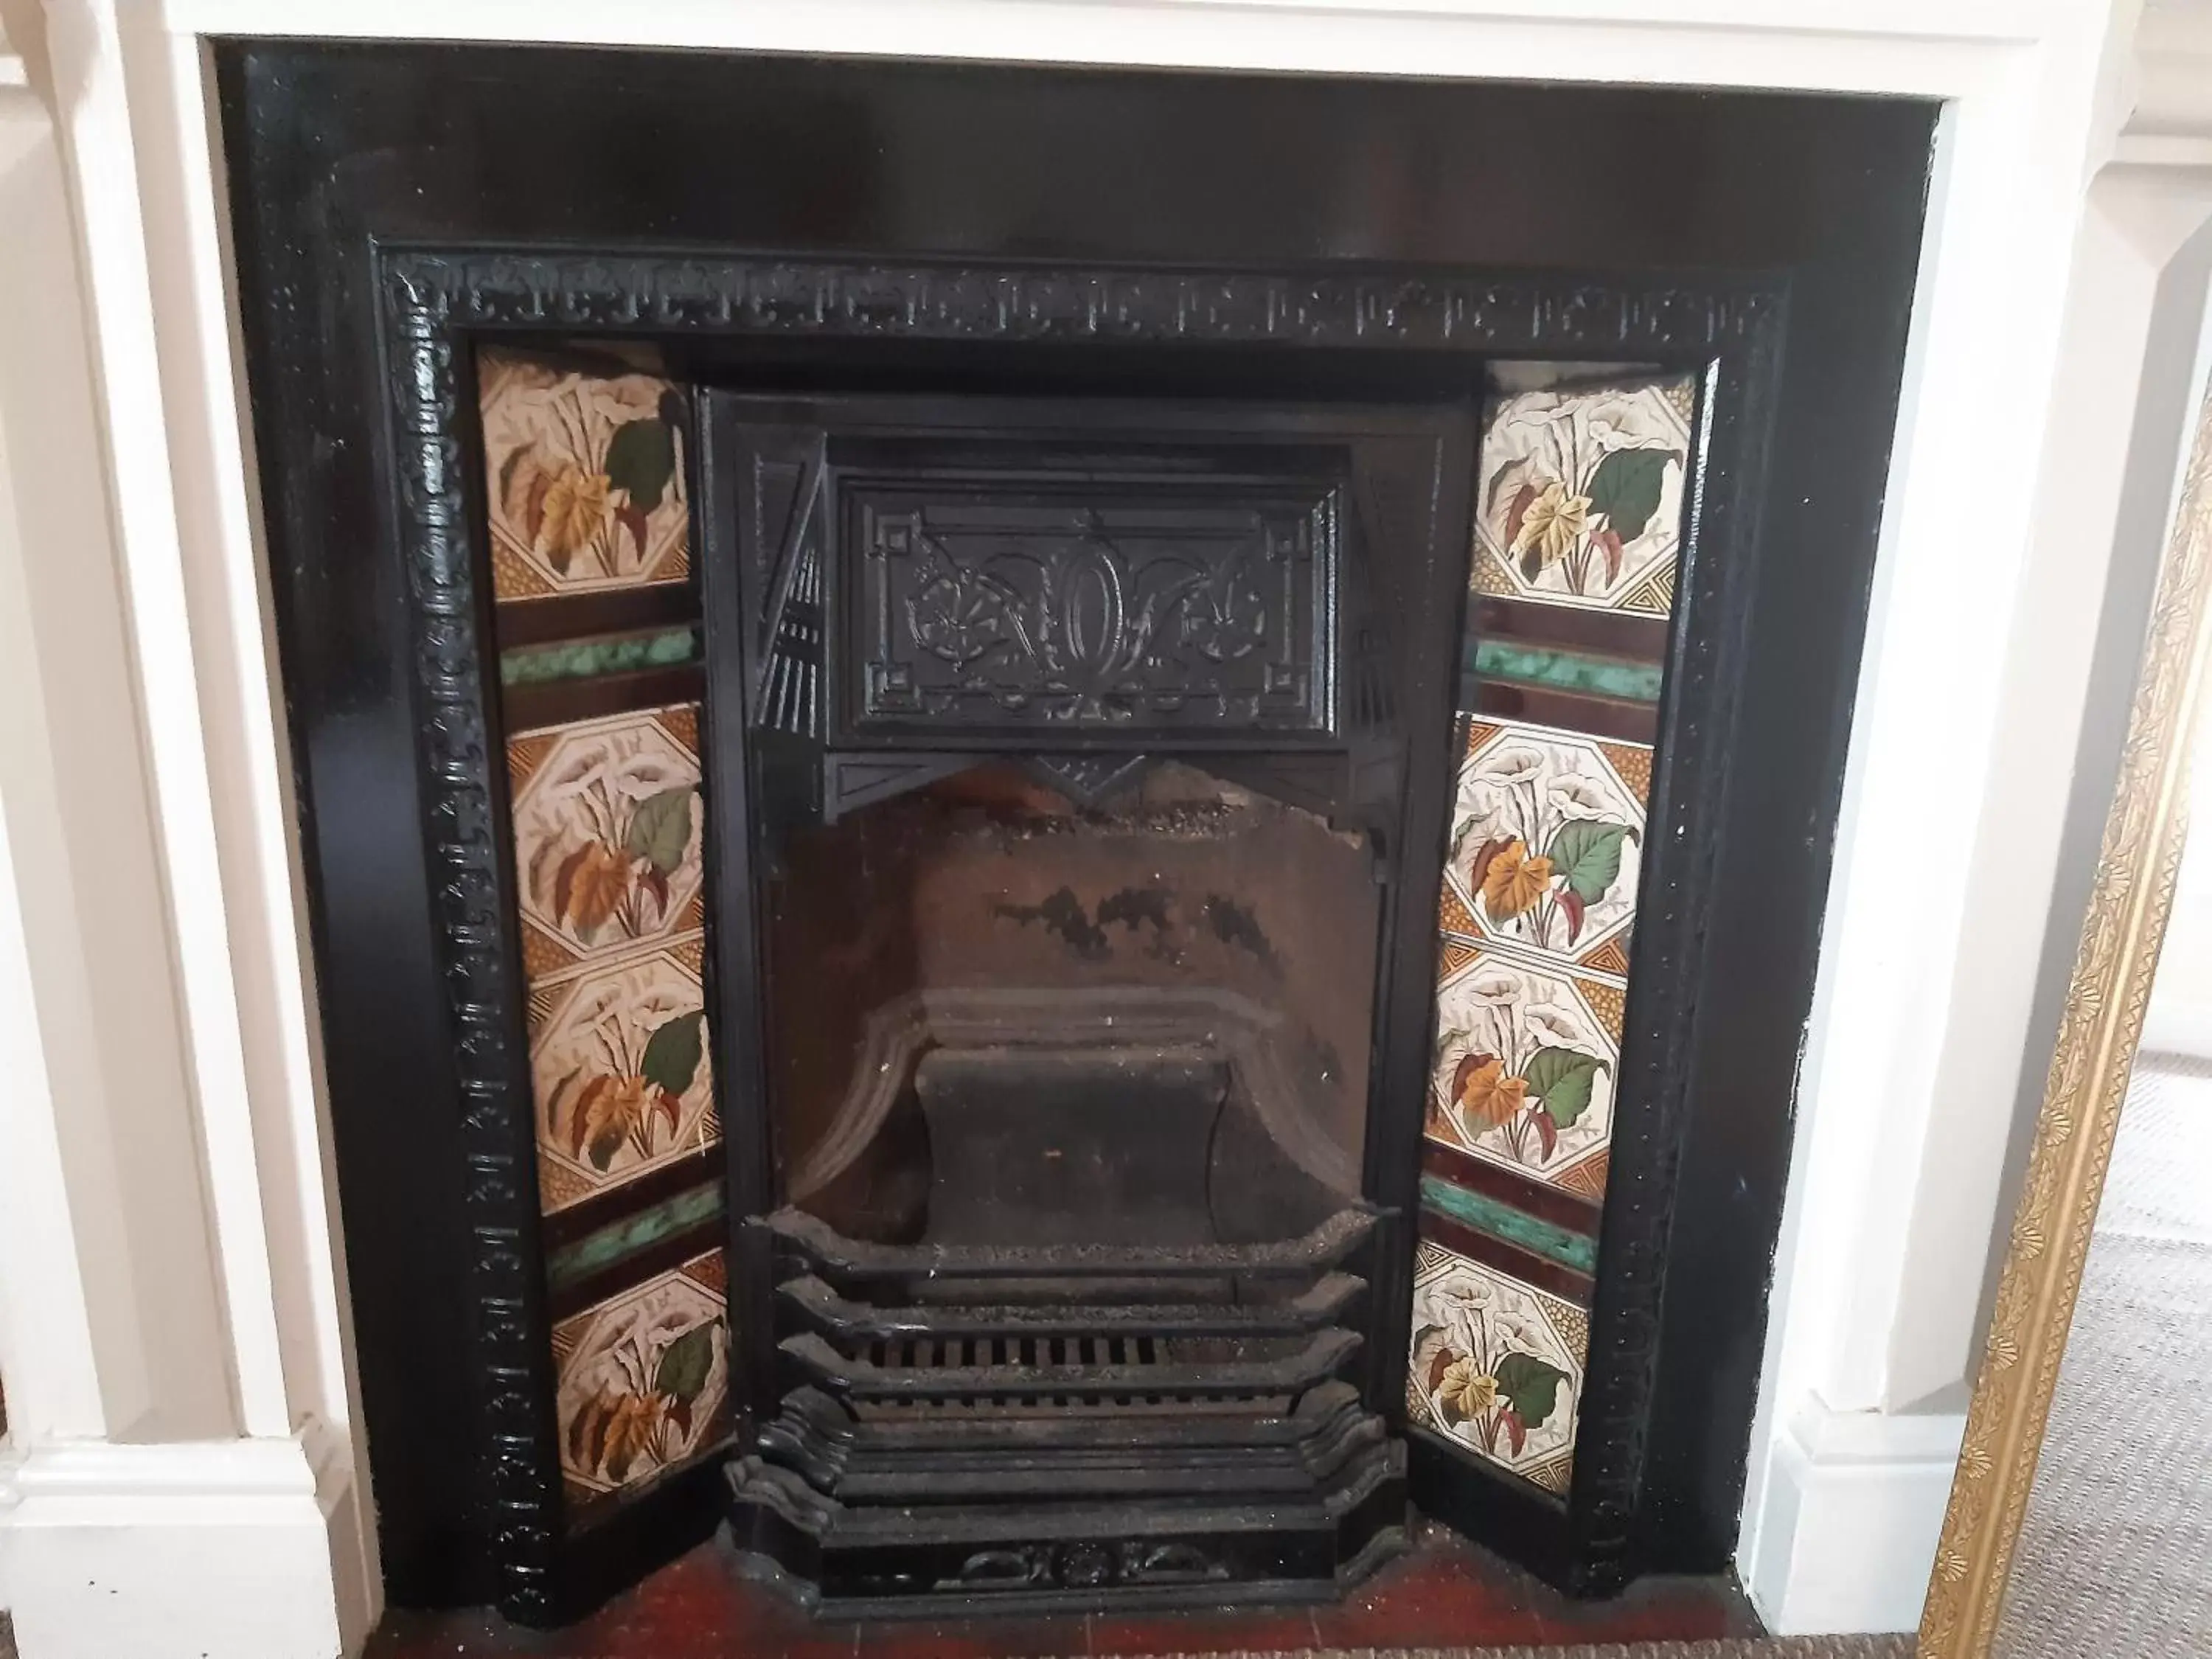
top-left (1470, 679), bottom-right (1658, 746)
top-left (540, 1144), bottom-right (728, 1251)
top-left (1421, 1136), bottom-right (1605, 1239)
top-left (1471, 595), bottom-right (1671, 664)
top-left (503, 664), bottom-right (706, 733)
top-left (493, 580), bottom-right (701, 647)
top-left (546, 1217), bottom-right (727, 1324)
top-left (1417, 1208), bottom-right (1595, 1308)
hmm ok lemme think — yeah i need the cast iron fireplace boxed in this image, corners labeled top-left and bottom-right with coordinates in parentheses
top-left (218, 40), bottom-right (1935, 1630)
top-left (712, 397), bottom-right (1467, 1608)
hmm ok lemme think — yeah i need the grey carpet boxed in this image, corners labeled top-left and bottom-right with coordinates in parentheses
top-left (1996, 1055), bottom-right (2212, 1656)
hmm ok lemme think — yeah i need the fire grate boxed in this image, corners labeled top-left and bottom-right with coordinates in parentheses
top-left (728, 1203), bottom-right (1406, 1610)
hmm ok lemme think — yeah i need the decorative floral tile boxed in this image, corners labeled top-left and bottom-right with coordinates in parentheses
top-left (529, 945), bottom-right (718, 1214)
top-left (1426, 946), bottom-right (1621, 1199)
top-left (1471, 378), bottom-right (1691, 616)
top-left (1441, 720), bottom-right (1650, 975)
top-left (552, 1251), bottom-right (731, 1519)
top-left (1407, 1239), bottom-right (1589, 1495)
top-left (507, 705), bottom-right (705, 973)
top-left (480, 349), bottom-right (689, 599)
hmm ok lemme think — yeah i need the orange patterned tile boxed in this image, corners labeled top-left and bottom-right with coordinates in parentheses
top-left (1427, 946), bottom-right (1618, 1192)
top-left (552, 1252), bottom-right (731, 1525)
top-left (507, 705), bottom-right (704, 967)
top-left (1407, 1239), bottom-right (1588, 1489)
top-left (531, 943), bottom-right (716, 1213)
top-left (1442, 720), bottom-right (1649, 974)
top-left (1471, 377), bottom-right (1693, 619)
top-left (480, 349), bottom-right (690, 600)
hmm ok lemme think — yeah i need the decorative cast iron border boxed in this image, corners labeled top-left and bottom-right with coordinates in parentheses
top-left (1578, 335), bottom-right (1781, 1584)
top-left (375, 243), bottom-right (1784, 1615)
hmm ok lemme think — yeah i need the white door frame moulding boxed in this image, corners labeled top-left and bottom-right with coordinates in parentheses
top-left (5, 1), bottom-right (2138, 1652)
top-left (0, 1430), bottom-right (368, 1659)
top-left (1745, 1401), bottom-right (1970, 1636)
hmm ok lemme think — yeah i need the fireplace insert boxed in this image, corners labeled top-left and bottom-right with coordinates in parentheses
top-left (218, 38), bottom-right (1935, 1628)
top-left (706, 395), bottom-right (1469, 1609)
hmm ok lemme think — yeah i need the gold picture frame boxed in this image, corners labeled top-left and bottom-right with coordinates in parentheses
top-left (1917, 383), bottom-right (2212, 1655)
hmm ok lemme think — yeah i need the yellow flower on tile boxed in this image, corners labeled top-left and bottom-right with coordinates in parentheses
top-left (540, 462), bottom-right (615, 568)
top-left (1439, 1357), bottom-right (1500, 1420)
top-left (481, 350), bottom-right (691, 597)
top-left (554, 1264), bottom-right (730, 1512)
top-left (568, 1388), bottom-right (667, 1485)
top-left (1453, 1053), bottom-right (1528, 1130)
top-left (1481, 838), bottom-right (1553, 922)
top-left (1509, 480), bottom-right (1590, 566)
top-left (570, 1073), bottom-right (679, 1173)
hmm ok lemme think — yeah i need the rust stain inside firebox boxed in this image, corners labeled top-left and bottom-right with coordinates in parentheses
top-left (761, 761), bottom-right (1380, 1251)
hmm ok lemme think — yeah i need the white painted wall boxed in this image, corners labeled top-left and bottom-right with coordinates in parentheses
top-left (3, 1), bottom-right (2209, 1653)
top-left (1885, 161), bottom-right (2212, 1419)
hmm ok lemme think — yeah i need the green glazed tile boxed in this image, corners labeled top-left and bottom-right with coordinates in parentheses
top-left (500, 625), bottom-right (700, 688)
top-left (1467, 637), bottom-right (1664, 703)
top-left (1419, 1173), bottom-right (1599, 1276)
top-left (546, 1178), bottom-right (726, 1293)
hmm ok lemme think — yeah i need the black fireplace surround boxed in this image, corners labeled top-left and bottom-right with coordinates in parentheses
top-left (218, 41), bottom-right (1935, 1626)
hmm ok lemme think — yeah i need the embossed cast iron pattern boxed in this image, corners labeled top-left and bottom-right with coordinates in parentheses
top-left (849, 478), bottom-right (1335, 737)
top-left (220, 40), bottom-right (1935, 1627)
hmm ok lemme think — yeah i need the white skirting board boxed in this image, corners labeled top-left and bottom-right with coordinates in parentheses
top-left (0, 1427), bottom-right (370, 1659)
top-left (1742, 1402), bottom-right (1966, 1635)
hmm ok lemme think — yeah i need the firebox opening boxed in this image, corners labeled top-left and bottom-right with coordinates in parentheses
top-left (762, 761), bottom-right (1381, 1257)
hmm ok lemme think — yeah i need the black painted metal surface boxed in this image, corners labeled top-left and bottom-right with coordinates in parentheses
top-left (217, 38), bottom-right (1933, 1621)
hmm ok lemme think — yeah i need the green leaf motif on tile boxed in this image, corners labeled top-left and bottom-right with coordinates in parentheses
top-left (1546, 819), bottom-right (1637, 904)
top-left (640, 1009), bottom-right (706, 1100)
top-left (1494, 1350), bottom-right (1569, 1430)
top-left (1585, 446), bottom-right (1677, 545)
top-left (626, 786), bottom-right (695, 875)
top-left (654, 1318), bottom-right (719, 1405)
top-left (1523, 1046), bottom-right (1609, 1130)
top-left (605, 416), bottom-right (677, 514)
